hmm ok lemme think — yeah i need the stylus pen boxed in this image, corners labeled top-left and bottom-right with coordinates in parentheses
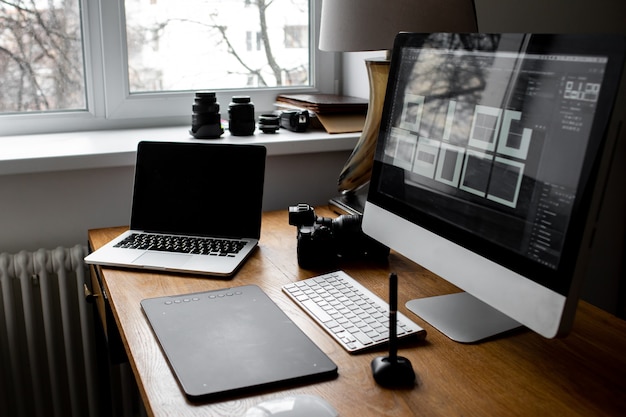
top-left (389, 272), bottom-right (398, 361)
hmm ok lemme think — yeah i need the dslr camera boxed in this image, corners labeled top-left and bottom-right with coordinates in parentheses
top-left (288, 203), bottom-right (389, 268)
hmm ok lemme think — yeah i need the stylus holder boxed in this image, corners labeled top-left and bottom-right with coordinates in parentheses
top-left (371, 355), bottom-right (415, 387)
top-left (371, 272), bottom-right (416, 388)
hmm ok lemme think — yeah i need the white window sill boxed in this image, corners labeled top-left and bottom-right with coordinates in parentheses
top-left (0, 126), bottom-right (360, 176)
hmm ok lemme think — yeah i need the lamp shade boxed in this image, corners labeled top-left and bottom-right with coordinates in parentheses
top-left (319, 0), bottom-right (478, 52)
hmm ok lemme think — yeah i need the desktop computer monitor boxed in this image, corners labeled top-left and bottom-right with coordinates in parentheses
top-left (362, 33), bottom-right (626, 342)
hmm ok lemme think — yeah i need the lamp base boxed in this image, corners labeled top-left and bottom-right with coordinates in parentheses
top-left (329, 185), bottom-right (369, 215)
top-left (337, 58), bottom-right (390, 194)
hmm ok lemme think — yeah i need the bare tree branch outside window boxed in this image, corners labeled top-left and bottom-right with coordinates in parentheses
top-left (0, 0), bottom-right (309, 115)
top-left (125, 0), bottom-right (309, 94)
top-left (0, 0), bottom-right (85, 113)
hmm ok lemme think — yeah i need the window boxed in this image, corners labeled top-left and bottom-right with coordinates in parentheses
top-left (0, 0), bottom-right (336, 136)
top-left (246, 31), bottom-right (262, 52)
top-left (0, 0), bottom-right (85, 113)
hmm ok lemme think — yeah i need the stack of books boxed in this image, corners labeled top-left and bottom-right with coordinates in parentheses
top-left (275, 93), bottom-right (368, 134)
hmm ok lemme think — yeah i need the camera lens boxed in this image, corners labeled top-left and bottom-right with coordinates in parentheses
top-left (192, 112), bottom-right (221, 126)
top-left (259, 113), bottom-right (280, 133)
top-left (192, 102), bottom-right (220, 113)
top-left (228, 96), bottom-right (256, 136)
top-left (191, 91), bottom-right (224, 139)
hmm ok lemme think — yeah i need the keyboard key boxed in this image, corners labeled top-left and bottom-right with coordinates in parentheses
top-left (114, 232), bottom-right (245, 255)
top-left (302, 299), bottom-right (333, 323)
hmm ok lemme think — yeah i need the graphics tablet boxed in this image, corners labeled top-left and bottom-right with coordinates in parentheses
top-left (141, 285), bottom-right (338, 400)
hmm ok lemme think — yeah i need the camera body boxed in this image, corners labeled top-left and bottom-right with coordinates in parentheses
top-left (280, 110), bottom-right (310, 132)
top-left (288, 204), bottom-right (389, 268)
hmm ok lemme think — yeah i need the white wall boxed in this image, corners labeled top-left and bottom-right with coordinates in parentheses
top-left (0, 151), bottom-right (350, 254)
top-left (342, 51), bottom-right (383, 99)
top-left (474, 0), bottom-right (625, 33)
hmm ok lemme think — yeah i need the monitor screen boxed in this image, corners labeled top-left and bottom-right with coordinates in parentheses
top-left (363, 33), bottom-right (625, 341)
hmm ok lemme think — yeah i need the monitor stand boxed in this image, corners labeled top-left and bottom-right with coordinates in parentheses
top-left (406, 292), bottom-right (522, 343)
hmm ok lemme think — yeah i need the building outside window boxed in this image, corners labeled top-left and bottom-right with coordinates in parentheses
top-left (246, 31), bottom-right (263, 52)
top-left (284, 25), bottom-right (308, 49)
top-left (0, 0), bottom-right (328, 135)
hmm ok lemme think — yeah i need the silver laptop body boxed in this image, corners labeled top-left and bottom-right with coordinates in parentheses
top-left (85, 141), bottom-right (266, 277)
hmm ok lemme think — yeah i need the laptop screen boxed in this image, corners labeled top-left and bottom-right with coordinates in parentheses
top-left (130, 141), bottom-right (266, 239)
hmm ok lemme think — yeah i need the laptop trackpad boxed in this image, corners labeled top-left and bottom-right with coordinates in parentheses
top-left (135, 252), bottom-right (193, 269)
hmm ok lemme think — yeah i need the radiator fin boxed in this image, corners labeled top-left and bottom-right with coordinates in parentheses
top-left (0, 245), bottom-right (98, 417)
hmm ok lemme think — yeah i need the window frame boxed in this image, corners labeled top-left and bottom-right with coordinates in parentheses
top-left (0, 0), bottom-right (338, 136)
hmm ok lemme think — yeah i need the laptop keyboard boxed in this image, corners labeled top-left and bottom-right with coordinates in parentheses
top-left (282, 270), bottom-right (426, 353)
top-left (114, 233), bottom-right (246, 256)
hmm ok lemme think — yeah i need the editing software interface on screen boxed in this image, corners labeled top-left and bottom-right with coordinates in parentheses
top-left (381, 37), bottom-right (609, 284)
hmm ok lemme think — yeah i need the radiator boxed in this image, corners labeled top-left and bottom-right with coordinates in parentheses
top-left (0, 245), bottom-right (98, 417)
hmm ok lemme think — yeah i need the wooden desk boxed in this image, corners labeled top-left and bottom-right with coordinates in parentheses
top-left (88, 207), bottom-right (626, 417)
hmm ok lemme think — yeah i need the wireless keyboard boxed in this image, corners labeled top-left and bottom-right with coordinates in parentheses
top-left (282, 270), bottom-right (426, 353)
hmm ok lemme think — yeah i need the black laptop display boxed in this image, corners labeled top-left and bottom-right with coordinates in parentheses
top-left (85, 141), bottom-right (266, 277)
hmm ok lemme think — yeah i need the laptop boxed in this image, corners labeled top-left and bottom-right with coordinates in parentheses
top-left (141, 285), bottom-right (338, 400)
top-left (85, 141), bottom-right (266, 277)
